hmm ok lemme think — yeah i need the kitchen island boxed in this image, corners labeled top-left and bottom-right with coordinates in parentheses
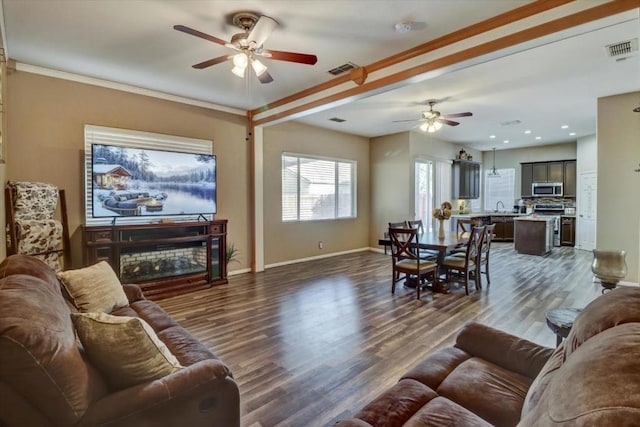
top-left (514, 216), bottom-right (556, 256)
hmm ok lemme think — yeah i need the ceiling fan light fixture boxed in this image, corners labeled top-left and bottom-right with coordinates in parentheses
top-left (233, 53), bottom-right (248, 68)
top-left (251, 58), bottom-right (268, 76)
top-left (231, 65), bottom-right (246, 78)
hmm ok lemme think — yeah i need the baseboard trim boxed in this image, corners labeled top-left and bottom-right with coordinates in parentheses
top-left (265, 247), bottom-right (374, 269)
top-left (228, 268), bottom-right (252, 276)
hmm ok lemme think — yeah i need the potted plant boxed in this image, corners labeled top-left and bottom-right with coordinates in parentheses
top-left (226, 243), bottom-right (240, 266)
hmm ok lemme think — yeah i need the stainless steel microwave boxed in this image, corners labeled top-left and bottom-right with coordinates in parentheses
top-left (532, 182), bottom-right (563, 197)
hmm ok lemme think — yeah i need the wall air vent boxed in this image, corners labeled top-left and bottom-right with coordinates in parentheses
top-left (329, 117), bottom-right (346, 123)
top-left (328, 62), bottom-right (358, 76)
top-left (605, 38), bottom-right (638, 58)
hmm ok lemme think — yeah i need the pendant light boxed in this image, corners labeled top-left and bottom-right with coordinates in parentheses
top-left (488, 147), bottom-right (500, 178)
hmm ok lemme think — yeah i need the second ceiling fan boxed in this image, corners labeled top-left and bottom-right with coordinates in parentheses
top-left (394, 101), bottom-right (473, 133)
top-left (174, 12), bottom-right (318, 84)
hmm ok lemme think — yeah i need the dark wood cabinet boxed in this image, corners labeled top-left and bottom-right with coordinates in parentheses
top-left (561, 216), bottom-right (576, 246)
top-left (548, 162), bottom-right (563, 182)
top-left (452, 160), bottom-right (480, 199)
top-left (521, 163), bottom-right (533, 197)
top-left (563, 160), bottom-right (577, 197)
top-left (521, 159), bottom-right (576, 198)
top-left (490, 215), bottom-right (515, 241)
top-left (532, 163), bottom-right (548, 182)
top-left (82, 219), bottom-right (228, 299)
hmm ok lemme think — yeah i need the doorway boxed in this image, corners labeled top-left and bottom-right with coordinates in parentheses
top-left (577, 171), bottom-right (597, 251)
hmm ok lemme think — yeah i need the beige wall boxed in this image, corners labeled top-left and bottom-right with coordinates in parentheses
top-left (597, 91), bottom-right (640, 283)
top-left (577, 134), bottom-right (597, 174)
top-left (370, 132), bottom-right (410, 247)
top-left (263, 121), bottom-right (370, 265)
top-left (6, 70), bottom-right (250, 270)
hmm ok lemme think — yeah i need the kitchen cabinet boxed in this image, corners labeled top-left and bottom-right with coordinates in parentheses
top-left (452, 160), bottom-right (480, 199)
top-left (521, 163), bottom-right (533, 197)
top-left (521, 159), bottom-right (576, 197)
top-left (490, 215), bottom-right (515, 241)
top-left (561, 216), bottom-right (576, 246)
top-left (548, 162), bottom-right (563, 182)
top-left (532, 161), bottom-right (563, 183)
top-left (514, 217), bottom-right (555, 255)
top-left (563, 160), bottom-right (577, 197)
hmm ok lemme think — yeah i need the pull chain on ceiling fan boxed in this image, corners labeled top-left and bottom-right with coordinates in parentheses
top-left (174, 12), bottom-right (318, 84)
top-left (393, 100), bottom-right (472, 133)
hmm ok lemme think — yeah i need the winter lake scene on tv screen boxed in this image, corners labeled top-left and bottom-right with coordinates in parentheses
top-left (91, 144), bottom-right (216, 217)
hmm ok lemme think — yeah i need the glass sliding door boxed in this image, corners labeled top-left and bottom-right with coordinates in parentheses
top-left (415, 159), bottom-right (452, 233)
top-left (415, 160), bottom-right (434, 232)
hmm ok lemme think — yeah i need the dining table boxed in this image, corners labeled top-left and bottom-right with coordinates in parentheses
top-left (378, 229), bottom-right (467, 293)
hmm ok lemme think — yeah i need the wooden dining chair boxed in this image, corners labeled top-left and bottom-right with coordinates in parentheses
top-left (406, 220), bottom-right (439, 261)
top-left (477, 223), bottom-right (496, 287)
top-left (440, 225), bottom-right (485, 295)
top-left (388, 226), bottom-right (438, 300)
top-left (449, 218), bottom-right (482, 255)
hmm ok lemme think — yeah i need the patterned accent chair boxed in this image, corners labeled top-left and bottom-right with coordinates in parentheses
top-left (5, 181), bottom-right (71, 271)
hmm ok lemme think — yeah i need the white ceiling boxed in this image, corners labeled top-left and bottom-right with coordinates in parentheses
top-left (2, 1), bottom-right (640, 152)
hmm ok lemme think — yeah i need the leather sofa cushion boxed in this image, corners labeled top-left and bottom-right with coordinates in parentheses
top-left (563, 286), bottom-right (640, 359)
top-left (72, 312), bottom-right (183, 389)
top-left (436, 357), bottom-right (531, 427)
top-left (405, 396), bottom-right (493, 426)
top-left (519, 322), bottom-right (640, 425)
top-left (58, 261), bottom-right (129, 313)
top-left (0, 253), bottom-right (60, 285)
top-left (0, 274), bottom-right (108, 426)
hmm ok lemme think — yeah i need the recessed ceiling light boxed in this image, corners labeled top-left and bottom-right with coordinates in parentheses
top-left (489, 135), bottom-right (496, 139)
top-left (561, 125), bottom-right (569, 129)
top-left (524, 130), bottom-right (532, 134)
top-left (535, 136), bottom-right (542, 140)
top-left (503, 140), bottom-right (509, 144)
top-left (569, 132), bottom-right (576, 136)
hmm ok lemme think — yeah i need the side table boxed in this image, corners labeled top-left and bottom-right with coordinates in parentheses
top-left (545, 307), bottom-right (582, 347)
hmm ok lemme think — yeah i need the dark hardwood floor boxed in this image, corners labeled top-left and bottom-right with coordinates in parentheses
top-left (158, 243), bottom-right (602, 427)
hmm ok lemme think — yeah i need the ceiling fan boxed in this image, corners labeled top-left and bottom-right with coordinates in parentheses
top-left (394, 101), bottom-right (473, 133)
top-left (174, 12), bottom-right (318, 84)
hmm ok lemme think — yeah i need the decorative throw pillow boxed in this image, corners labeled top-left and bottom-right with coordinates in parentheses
top-left (71, 312), bottom-right (182, 389)
top-left (57, 261), bottom-right (129, 313)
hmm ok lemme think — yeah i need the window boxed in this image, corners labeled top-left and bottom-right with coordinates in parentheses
top-left (414, 159), bottom-right (451, 232)
top-left (484, 168), bottom-right (515, 211)
top-left (282, 153), bottom-right (356, 221)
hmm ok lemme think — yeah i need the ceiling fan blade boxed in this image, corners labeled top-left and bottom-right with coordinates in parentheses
top-left (442, 112), bottom-right (473, 118)
top-left (263, 49), bottom-right (318, 65)
top-left (257, 70), bottom-right (274, 84)
top-left (192, 55), bottom-right (233, 69)
top-left (174, 25), bottom-right (228, 46)
top-left (438, 118), bottom-right (460, 126)
top-left (392, 119), bottom-right (422, 123)
top-left (248, 16), bottom-right (278, 49)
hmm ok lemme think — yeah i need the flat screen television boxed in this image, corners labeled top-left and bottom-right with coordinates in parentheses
top-left (91, 144), bottom-right (216, 218)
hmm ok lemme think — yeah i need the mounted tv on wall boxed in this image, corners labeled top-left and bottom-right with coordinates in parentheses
top-left (91, 144), bottom-right (216, 218)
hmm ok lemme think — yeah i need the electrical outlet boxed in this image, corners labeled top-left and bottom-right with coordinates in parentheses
top-left (318, 241), bottom-right (324, 249)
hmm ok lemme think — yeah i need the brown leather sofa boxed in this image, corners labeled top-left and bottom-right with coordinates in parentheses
top-left (336, 287), bottom-right (640, 426)
top-left (0, 254), bottom-right (239, 427)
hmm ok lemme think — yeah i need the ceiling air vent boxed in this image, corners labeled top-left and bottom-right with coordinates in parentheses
top-left (329, 117), bottom-right (346, 123)
top-left (500, 119), bottom-right (521, 127)
top-left (328, 62), bottom-right (358, 76)
top-left (605, 38), bottom-right (638, 58)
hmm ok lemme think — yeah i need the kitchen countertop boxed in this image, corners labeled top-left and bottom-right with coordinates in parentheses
top-left (514, 215), bottom-right (556, 222)
top-left (452, 212), bottom-right (528, 218)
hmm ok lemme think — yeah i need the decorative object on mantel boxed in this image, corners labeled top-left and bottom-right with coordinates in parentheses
top-left (432, 201), bottom-right (452, 239)
top-left (591, 249), bottom-right (627, 294)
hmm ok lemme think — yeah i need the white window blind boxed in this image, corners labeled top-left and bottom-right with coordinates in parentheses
top-left (84, 125), bottom-right (213, 225)
top-left (484, 168), bottom-right (515, 211)
top-left (282, 153), bottom-right (356, 222)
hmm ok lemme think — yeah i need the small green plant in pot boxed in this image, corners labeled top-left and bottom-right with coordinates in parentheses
top-left (226, 243), bottom-right (240, 266)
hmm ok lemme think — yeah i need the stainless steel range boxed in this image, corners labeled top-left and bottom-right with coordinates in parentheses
top-left (533, 203), bottom-right (564, 247)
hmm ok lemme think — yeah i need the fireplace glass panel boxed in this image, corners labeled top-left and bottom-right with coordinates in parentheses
top-left (120, 240), bottom-right (207, 283)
